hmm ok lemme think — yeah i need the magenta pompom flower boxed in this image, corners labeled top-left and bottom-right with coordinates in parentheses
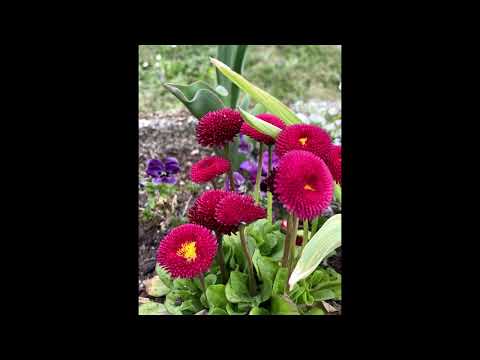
top-left (215, 193), bottom-right (266, 226)
top-left (240, 113), bottom-right (286, 145)
top-left (275, 124), bottom-right (332, 158)
top-left (190, 156), bottom-right (231, 184)
top-left (274, 150), bottom-right (333, 220)
top-left (196, 108), bottom-right (243, 147)
top-left (156, 224), bottom-right (217, 278)
top-left (323, 144), bottom-right (342, 185)
top-left (188, 190), bottom-right (238, 235)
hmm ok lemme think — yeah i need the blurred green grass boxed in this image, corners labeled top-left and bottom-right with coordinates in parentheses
top-left (139, 45), bottom-right (341, 113)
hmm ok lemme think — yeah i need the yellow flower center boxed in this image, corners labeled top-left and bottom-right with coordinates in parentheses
top-left (304, 184), bottom-right (315, 191)
top-left (176, 241), bottom-right (197, 262)
top-left (298, 137), bottom-right (308, 145)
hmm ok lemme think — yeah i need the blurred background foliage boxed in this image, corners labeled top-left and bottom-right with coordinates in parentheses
top-left (139, 45), bottom-right (341, 113)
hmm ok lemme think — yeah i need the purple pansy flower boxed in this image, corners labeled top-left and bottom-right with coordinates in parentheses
top-left (224, 171), bottom-right (246, 192)
top-left (238, 134), bottom-right (253, 154)
top-left (239, 160), bottom-right (258, 183)
top-left (262, 150), bottom-right (279, 174)
top-left (146, 157), bottom-right (180, 185)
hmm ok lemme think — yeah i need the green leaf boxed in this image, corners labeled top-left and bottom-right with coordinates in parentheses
top-left (304, 307), bottom-right (326, 315)
top-left (249, 306), bottom-right (269, 315)
top-left (173, 278), bottom-right (198, 293)
top-left (206, 284), bottom-right (228, 309)
top-left (210, 57), bottom-right (302, 125)
top-left (289, 214), bottom-right (341, 290)
top-left (239, 93), bottom-right (250, 110)
top-left (272, 267), bottom-right (289, 295)
top-left (193, 273), bottom-right (217, 291)
top-left (216, 45), bottom-right (248, 108)
top-left (139, 302), bottom-right (169, 315)
top-left (270, 294), bottom-right (300, 315)
top-left (311, 289), bottom-right (336, 301)
top-left (144, 276), bottom-right (170, 297)
top-left (208, 307), bottom-right (228, 315)
top-left (164, 293), bottom-right (183, 315)
top-left (252, 249), bottom-right (279, 284)
top-left (214, 85), bottom-right (229, 97)
top-left (252, 103), bottom-right (266, 115)
top-left (163, 80), bottom-right (225, 119)
top-left (179, 298), bottom-right (203, 314)
top-left (254, 278), bottom-right (272, 305)
top-left (226, 302), bottom-right (249, 315)
top-left (239, 109), bottom-right (282, 139)
top-left (155, 264), bottom-right (173, 288)
top-left (225, 271), bottom-right (252, 303)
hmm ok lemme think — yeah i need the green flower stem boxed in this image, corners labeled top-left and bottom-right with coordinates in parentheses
top-left (281, 213), bottom-right (294, 267)
top-left (224, 143), bottom-right (235, 191)
top-left (288, 216), bottom-right (299, 275)
top-left (215, 231), bottom-right (228, 284)
top-left (211, 180), bottom-right (217, 189)
top-left (267, 192), bottom-right (273, 224)
top-left (311, 216), bottom-right (320, 236)
top-left (268, 145), bottom-right (272, 173)
top-left (239, 223), bottom-right (257, 296)
top-left (299, 219), bottom-right (309, 260)
top-left (254, 143), bottom-right (264, 204)
top-left (303, 219), bottom-right (309, 246)
top-left (198, 273), bottom-right (207, 299)
top-left (267, 145), bottom-right (273, 223)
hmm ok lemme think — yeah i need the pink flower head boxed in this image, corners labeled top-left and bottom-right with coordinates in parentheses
top-left (240, 113), bottom-right (286, 145)
top-left (156, 224), bottom-right (217, 278)
top-left (275, 124), bottom-right (332, 158)
top-left (323, 144), bottom-right (342, 185)
top-left (215, 193), bottom-right (266, 226)
top-left (188, 190), bottom-right (238, 235)
top-left (196, 108), bottom-right (243, 148)
top-left (190, 156), bottom-right (230, 184)
top-left (274, 150), bottom-right (333, 220)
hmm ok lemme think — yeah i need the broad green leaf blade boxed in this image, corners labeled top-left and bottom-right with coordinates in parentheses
top-left (239, 109), bottom-right (282, 139)
top-left (252, 103), bottom-right (266, 115)
top-left (206, 284), bottom-right (228, 309)
top-left (217, 45), bottom-right (248, 108)
top-left (272, 267), bottom-right (289, 295)
top-left (239, 93), bottom-right (250, 110)
top-left (208, 307), bottom-right (228, 315)
top-left (139, 302), bottom-right (169, 315)
top-left (270, 294), bottom-right (300, 315)
top-left (249, 306), bottom-right (269, 315)
top-left (289, 214), bottom-right (341, 290)
top-left (144, 276), bottom-right (170, 297)
top-left (163, 80), bottom-right (225, 119)
top-left (211, 57), bottom-right (302, 125)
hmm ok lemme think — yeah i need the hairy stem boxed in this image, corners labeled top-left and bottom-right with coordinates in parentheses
top-left (215, 232), bottom-right (228, 284)
top-left (267, 145), bottom-right (273, 223)
top-left (198, 273), bottom-right (206, 299)
top-left (281, 213), bottom-right (294, 267)
top-left (288, 216), bottom-right (299, 275)
top-left (254, 143), bottom-right (264, 204)
top-left (224, 143), bottom-right (235, 191)
top-left (239, 224), bottom-right (256, 296)
top-left (311, 216), bottom-right (320, 236)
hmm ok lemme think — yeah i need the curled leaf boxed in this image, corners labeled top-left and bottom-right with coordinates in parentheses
top-left (210, 58), bottom-right (302, 125)
top-left (289, 214), bottom-right (341, 290)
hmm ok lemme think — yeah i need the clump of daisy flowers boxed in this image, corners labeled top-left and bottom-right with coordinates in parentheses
top-left (195, 108), bottom-right (244, 190)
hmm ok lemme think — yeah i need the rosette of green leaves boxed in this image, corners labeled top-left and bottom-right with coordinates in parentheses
top-left (289, 267), bottom-right (341, 306)
top-left (164, 274), bottom-right (217, 315)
